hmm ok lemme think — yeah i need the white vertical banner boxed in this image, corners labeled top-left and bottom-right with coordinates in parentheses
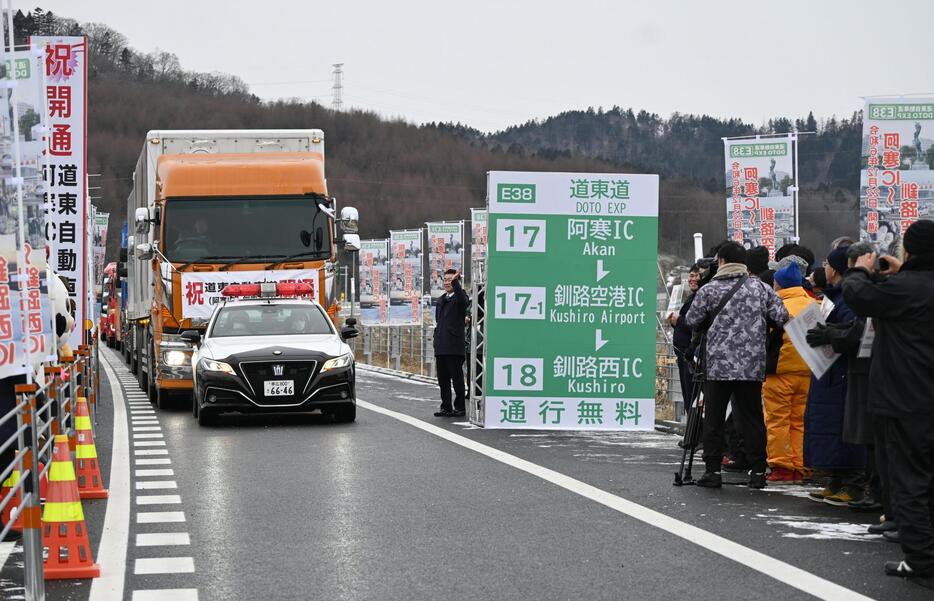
top-left (723, 135), bottom-right (797, 258)
top-left (359, 239), bottom-right (389, 324)
top-left (426, 221), bottom-right (464, 300)
top-left (470, 208), bottom-right (487, 260)
top-left (389, 229), bottom-right (423, 324)
top-left (37, 35), bottom-right (86, 348)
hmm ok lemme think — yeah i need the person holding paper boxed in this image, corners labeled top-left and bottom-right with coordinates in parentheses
top-left (801, 245), bottom-right (865, 506)
top-left (763, 263), bottom-right (817, 483)
top-left (843, 220), bottom-right (934, 581)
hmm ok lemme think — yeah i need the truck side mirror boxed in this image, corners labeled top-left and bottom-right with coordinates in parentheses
top-left (136, 242), bottom-right (154, 261)
top-left (117, 263), bottom-right (128, 278)
top-left (339, 206), bottom-right (359, 234)
top-left (342, 233), bottom-right (360, 252)
top-left (134, 208), bottom-right (150, 235)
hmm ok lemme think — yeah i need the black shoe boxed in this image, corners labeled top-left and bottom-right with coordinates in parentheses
top-left (883, 530), bottom-right (901, 544)
top-left (885, 560), bottom-right (934, 578)
top-left (433, 410), bottom-right (455, 417)
top-left (451, 410), bottom-right (466, 417)
top-left (868, 520), bottom-right (897, 535)
top-left (696, 471), bottom-right (722, 488)
top-left (747, 471), bottom-right (767, 489)
top-left (849, 496), bottom-right (883, 512)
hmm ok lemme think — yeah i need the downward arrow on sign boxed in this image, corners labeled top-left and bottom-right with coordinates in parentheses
top-left (597, 260), bottom-right (610, 282)
top-left (595, 329), bottom-right (609, 351)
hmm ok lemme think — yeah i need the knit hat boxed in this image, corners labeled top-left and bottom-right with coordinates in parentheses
top-left (774, 262), bottom-right (802, 288)
top-left (776, 254), bottom-right (808, 278)
top-left (826, 245), bottom-right (850, 274)
top-left (745, 246), bottom-right (770, 276)
top-left (903, 219), bottom-right (934, 255)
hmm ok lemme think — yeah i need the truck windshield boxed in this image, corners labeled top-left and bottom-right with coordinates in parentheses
top-left (163, 197), bottom-right (332, 263)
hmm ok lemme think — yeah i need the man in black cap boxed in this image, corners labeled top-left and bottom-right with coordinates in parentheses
top-left (844, 219), bottom-right (934, 582)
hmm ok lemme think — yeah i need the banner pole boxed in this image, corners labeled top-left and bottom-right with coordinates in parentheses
top-left (5, 1), bottom-right (34, 384)
top-left (792, 130), bottom-right (800, 242)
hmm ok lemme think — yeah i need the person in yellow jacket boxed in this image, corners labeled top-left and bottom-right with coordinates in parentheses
top-left (763, 262), bottom-right (817, 482)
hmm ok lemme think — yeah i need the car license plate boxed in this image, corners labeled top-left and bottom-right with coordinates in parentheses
top-left (264, 380), bottom-right (294, 396)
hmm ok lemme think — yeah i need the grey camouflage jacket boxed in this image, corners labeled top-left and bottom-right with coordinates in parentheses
top-left (684, 270), bottom-right (789, 381)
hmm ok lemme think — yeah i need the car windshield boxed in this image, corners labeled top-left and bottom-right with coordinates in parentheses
top-left (163, 196), bottom-right (332, 263)
top-left (210, 304), bottom-right (333, 337)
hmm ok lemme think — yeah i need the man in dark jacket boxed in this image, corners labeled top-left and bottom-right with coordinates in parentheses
top-left (685, 242), bottom-right (789, 489)
top-left (843, 219), bottom-right (934, 581)
top-left (433, 269), bottom-right (468, 417)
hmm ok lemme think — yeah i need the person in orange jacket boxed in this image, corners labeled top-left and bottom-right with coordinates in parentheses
top-left (763, 262), bottom-right (817, 482)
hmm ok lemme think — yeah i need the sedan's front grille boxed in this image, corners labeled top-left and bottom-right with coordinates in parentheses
top-left (239, 361), bottom-right (318, 406)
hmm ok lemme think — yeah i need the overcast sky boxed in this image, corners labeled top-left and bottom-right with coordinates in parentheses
top-left (33, 0), bottom-right (934, 132)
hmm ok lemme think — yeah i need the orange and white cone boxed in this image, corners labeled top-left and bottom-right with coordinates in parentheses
top-left (42, 434), bottom-right (100, 579)
top-left (0, 453), bottom-right (48, 532)
top-left (74, 398), bottom-right (107, 499)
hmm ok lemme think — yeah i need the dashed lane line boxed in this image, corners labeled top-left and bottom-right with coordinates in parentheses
top-left (136, 495), bottom-right (181, 505)
top-left (356, 398), bottom-right (875, 601)
top-left (137, 512), bottom-right (186, 524)
top-left (95, 350), bottom-right (199, 600)
top-left (132, 589), bottom-right (199, 601)
top-left (134, 557), bottom-right (196, 575)
top-left (88, 353), bottom-right (131, 601)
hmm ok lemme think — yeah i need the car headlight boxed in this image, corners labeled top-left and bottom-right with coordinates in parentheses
top-left (163, 350), bottom-right (190, 366)
top-left (321, 353), bottom-right (353, 372)
top-left (199, 358), bottom-right (236, 376)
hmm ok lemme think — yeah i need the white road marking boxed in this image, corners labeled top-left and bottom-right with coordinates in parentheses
top-left (132, 427), bottom-right (163, 432)
top-left (135, 458), bottom-right (171, 466)
top-left (133, 441), bottom-right (166, 447)
top-left (135, 469), bottom-right (174, 477)
top-left (134, 449), bottom-right (169, 456)
top-left (135, 480), bottom-right (177, 490)
top-left (132, 433), bottom-right (164, 439)
top-left (0, 541), bottom-right (15, 572)
top-left (134, 557), bottom-right (195, 575)
top-left (136, 495), bottom-right (181, 505)
top-left (136, 532), bottom-right (190, 547)
top-left (89, 354), bottom-right (131, 601)
top-left (357, 398), bottom-right (874, 601)
top-left (132, 589), bottom-right (199, 601)
top-left (136, 511), bottom-right (186, 524)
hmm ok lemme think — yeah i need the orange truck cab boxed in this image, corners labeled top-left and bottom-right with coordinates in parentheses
top-left (125, 130), bottom-right (359, 409)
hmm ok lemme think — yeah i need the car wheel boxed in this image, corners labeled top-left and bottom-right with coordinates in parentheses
top-left (331, 403), bottom-right (356, 423)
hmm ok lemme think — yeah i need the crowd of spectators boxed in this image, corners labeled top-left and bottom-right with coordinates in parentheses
top-left (668, 220), bottom-right (934, 583)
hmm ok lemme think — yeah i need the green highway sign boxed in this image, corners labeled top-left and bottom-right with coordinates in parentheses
top-left (484, 171), bottom-right (659, 430)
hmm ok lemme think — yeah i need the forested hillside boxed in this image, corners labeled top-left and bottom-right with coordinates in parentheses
top-left (13, 8), bottom-right (864, 262)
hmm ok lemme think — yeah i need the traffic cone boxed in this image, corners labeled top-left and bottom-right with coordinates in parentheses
top-left (42, 434), bottom-right (100, 579)
top-left (74, 398), bottom-right (107, 499)
top-left (0, 453), bottom-right (48, 532)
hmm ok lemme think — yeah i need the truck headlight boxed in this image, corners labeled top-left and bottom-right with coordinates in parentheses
top-left (199, 358), bottom-right (236, 376)
top-left (321, 353), bottom-right (353, 372)
top-left (163, 350), bottom-right (190, 366)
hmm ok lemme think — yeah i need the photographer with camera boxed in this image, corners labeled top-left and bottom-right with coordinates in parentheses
top-left (843, 220), bottom-right (934, 581)
top-left (685, 241), bottom-right (789, 489)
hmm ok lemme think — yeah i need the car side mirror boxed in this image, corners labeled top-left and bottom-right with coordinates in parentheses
top-left (180, 330), bottom-right (201, 345)
top-left (340, 325), bottom-right (358, 340)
